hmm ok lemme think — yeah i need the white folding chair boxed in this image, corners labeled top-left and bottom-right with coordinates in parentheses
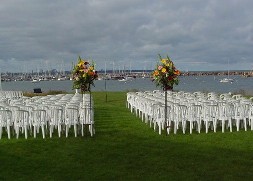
top-left (31, 110), bottom-right (47, 139)
top-left (80, 105), bottom-right (95, 137)
top-left (14, 110), bottom-right (29, 139)
top-left (187, 104), bottom-right (202, 134)
top-left (217, 101), bottom-right (233, 133)
top-left (48, 108), bottom-right (63, 138)
top-left (65, 107), bottom-right (79, 137)
top-left (0, 110), bottom-right (12, 139)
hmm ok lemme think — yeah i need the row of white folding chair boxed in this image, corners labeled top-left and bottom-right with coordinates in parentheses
top-left (32, 103), bottom-right (82, 137)
top-left (164, 102), bottom-right (201, 134)
top-left (127, 91), bottom-right (253, 134)
top-left (127, 92), bottom-right (197, 134)
top-left (0, 109), bottom-right (46, 139)
top-left (0, 107), bottom-right (80, 139)
top-left (1, 93), bottom-right (94, 136)
top-left (217, 99), bottom-right (252, 131)
top-left (174, 99), bottom-right (249, 133)
top-left (41, 97), bottom-right (94, 137)
top-left (0, 91), bottom-right (23, 100)
top-left (127, 93), bottom-right (161, 122)
top-left (151, 101), bottom-right (202, 135)
top-left (127, 92), bottom-right (170, 134)
top-left (175, 101), bottom-right (238, 134)
top-left (175, 100), bottom-right (253, 134)
top-left (36, 105), bottom-right (86, 138)
top-left (1, 104), bottom-right (93, 138)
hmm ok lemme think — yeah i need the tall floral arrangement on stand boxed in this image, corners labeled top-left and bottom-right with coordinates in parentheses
top-left (72, 56), bottom-right (98, 93)
top-left (152, 55), bottom-right (180, 91)
top-left (152, 54), bottom-right (180, 135)
top-left (72, 56), bottom-right (98, 137)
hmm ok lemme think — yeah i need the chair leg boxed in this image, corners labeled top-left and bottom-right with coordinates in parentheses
top-left (50, 126), bottom-right (53, 138)
top-left (34, 126), bottom-right (36, 138)
top-left (205, 120), bottom-right (209, 133)
top-left (25, 126), bottom-right (28, 139)
top-left (222, 119), bottom-right (225, 133)
top-left (66, 125), bottom-right (69, 138)
top-left (58, 125), bottom-right (61, 137)
top-left (197, 120), bottom-right (201, 133)
top-left (236, 119), bottom-right (240, 131)
top-left (158, 123), bottom-right (162, 135)
top-left (90, 125), bottom-right (93, 137)
top-left (42, 126), bottom-right (45, 139)
top-left (229, 119), bottom-right (232, 132)
top-left (81, 124), bottom-right (84, 136)
top-left (0, 127), bottom-right (2, 139)
top-left (251, 118), bottom-right (253, 130)
top-left (190, 121), bottom-right (193, 134)
top-left (174, 121), bottom-right (177, 134)
top-left (213, 119), bottom-right (217, 133)
top-left (7, 126), bottom-right (11, 139)
top-left (16, 126), bottom-right (19, 139)
top-left (244, 118), bottom-right (247, 131)
top-left (74, 124), bottom-right (77, 137)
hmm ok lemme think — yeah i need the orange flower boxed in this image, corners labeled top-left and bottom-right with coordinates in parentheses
top-left (88, 71), bottom-right (94, 76)
top-left (153, 70), bottom-right (159, 76)
top-left (174, 70), bottom-right (180, 75)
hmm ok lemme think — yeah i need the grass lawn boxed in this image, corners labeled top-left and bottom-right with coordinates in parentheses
top-left (1, 91), bottom-right (253, 180)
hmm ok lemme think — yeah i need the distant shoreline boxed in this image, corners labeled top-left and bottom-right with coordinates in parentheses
top-left (1, 69), bottom-right (253, 82)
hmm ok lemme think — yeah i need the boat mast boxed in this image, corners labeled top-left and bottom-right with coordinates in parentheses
top-left (227, 59), bottom-right (230, 79)
top-left (0, 69), bottom-right (2, 91)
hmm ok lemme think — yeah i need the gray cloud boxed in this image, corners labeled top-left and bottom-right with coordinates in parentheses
top-left (0, 0), bottom-right (253, 72)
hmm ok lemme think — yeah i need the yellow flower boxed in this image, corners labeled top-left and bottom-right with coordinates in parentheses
top-left (77, 60), bottom-right (84, 67)
top-left (161, 59), bottom-right (167, 64)
top-left (161, 68), bottom-right (167, 73)
top-left (166, 61), bottom-right (173, 67)
top-left (89, 66), bottom-right (94, 71)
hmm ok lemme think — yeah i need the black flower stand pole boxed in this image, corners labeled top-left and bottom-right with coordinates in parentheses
top-left (165, 89), bottom-right (168, 135)
top-left (164, 86), bottom-right (173, 135)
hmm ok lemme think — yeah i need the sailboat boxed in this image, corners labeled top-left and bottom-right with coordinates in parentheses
top-left (219, 77), bottom-right (234, 83)
top-left (220, 60), bottom-right (234, 83)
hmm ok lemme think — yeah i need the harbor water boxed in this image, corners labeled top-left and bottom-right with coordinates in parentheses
top-left (1, 75), bottom-right (253, 95)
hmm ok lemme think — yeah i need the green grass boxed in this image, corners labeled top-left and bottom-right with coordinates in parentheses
top-left (1, 92), bottom-right (253, 180)
top-left (23, 90), bottom-right (68, 97)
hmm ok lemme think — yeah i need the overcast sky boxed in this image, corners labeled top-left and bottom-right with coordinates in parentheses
top-left (0, 0), bottom-right (253, 72)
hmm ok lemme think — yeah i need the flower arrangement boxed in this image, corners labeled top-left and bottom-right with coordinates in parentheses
top-left (152, 55), bottom-right (180, 90)
top-left (72, 56), bottom-right (98, 93)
